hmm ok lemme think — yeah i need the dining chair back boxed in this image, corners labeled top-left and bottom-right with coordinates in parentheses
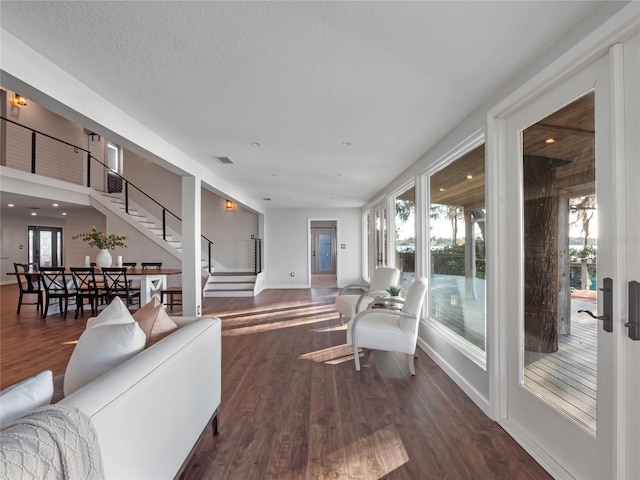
top-left (39, 267), bottom-right (73, 319)
top-left (14, 263), bottom-right (43, 314)
top-left (121, 262), bottom-right (141, 293)
top-left (71, 267), bottom-right (102, 318)
top-left (102, 267), bottom-right (140, 308)
top-left (141, 262), bottom-right (162, 270)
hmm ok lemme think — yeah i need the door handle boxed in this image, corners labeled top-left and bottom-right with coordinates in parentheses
top-left (625, 280), bottom-right (639, 340)
top-left (577, 277), bottom-right (613, 332)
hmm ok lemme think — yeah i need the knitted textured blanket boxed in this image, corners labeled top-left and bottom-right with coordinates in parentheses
top-left (0, 404), bottom-right (104, 479)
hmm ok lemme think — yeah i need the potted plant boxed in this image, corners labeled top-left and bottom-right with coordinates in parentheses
top-left (72, 226), bottom-right (127, 268)
top-left (388, 285), bottom-right (402, 297)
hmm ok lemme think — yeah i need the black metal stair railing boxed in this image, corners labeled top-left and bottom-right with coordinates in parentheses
top-left (1, 116), bottom-right (215, 272)
top-left (253, 238), bottom-right (263, 274)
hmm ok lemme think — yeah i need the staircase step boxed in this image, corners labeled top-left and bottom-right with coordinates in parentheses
top-left (203, 289), bottom-right (255, 298)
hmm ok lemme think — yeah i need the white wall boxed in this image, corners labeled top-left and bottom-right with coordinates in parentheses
top-left (0, 213), bottom-right (65, 283)
top-left (3, 89), bottom-right (85, 147)
top-left (201, 189), bottom-right (259, 271)
top-left (265, 208), bottom-right (361, 288)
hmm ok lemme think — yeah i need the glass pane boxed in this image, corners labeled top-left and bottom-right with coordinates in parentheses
top-left (39, 230), bottom-right (52, 267)
top-left (318, 233), bottom-right (332, 270)
top-left (57, 231), bottom-right (62, 265)
top-left (28, 229), bottom-right (34, 264)
top-left (429, 144), bottom-right (486, 350)
top-left (107, 143), bottom-right (120, 172)
top-left (395, 186), bottom-right (415, 294)
top-left (375, 210), bottom-right (382, 266)
top-left (522, 92), bottom-right (597, 432)
top-left (364, 212), bottom-right (370, 279)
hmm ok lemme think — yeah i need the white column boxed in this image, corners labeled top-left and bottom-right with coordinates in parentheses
top-left (182, 175), bottom-right (201, 317)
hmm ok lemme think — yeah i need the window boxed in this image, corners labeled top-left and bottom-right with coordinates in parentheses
top-left (428, 144), bottom-right (486, 351)
top-left (107, 142), bottom-right (121, 173)
top-left (394, 185), bottom-right (415, 294)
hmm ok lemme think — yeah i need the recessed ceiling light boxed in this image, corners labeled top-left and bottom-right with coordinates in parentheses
top-left (52, 203), bottom-right (59, 207)
top-left (251, 142), bottom-right (261, 147)
top-left (30, 212), bottom-right (37, 216)
top-left (545, 138), bottom-right (556, 144)
top-left (62, 212), bottom-right (67, 216)
top-left (467, 175), bottom-right (473, 179)
top-left (7, 203), bottom-right (14, 207)
top-left (439, 188), bottom-right (446, 192)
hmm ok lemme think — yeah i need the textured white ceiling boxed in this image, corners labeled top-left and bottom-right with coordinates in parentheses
top-left (0, 1), bottom-right (603, 208)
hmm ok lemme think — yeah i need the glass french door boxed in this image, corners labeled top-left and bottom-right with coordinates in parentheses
top-left (503, 54), bottom-right (617, 478)
top-left (28, 226), bottom-right (63, 267)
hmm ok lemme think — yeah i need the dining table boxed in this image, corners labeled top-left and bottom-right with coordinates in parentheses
top-left (121, 268), bottom-right (181, 306)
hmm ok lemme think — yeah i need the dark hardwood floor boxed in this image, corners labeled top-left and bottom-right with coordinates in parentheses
top-left (1, 283), bottom-right (550, 479)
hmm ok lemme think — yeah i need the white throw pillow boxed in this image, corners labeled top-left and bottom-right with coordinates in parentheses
top-left (0, 370), bottom-right (53, 428)
top-left (63, 322), bottom-right (146, 396)
top-left (85, 296), bottom-right (135, 330)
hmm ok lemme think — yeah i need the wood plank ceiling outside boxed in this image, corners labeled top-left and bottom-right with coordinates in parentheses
top-left (430, 92), bottom-right (595, 207)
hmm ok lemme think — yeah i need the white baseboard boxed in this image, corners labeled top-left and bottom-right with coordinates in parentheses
top-left (498, 419), bottom-right (573, 480)
top-left (417, 337), bottom-right (491, 417)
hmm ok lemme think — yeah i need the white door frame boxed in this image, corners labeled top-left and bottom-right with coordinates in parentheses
top-left (487, 7), bottom-right (639, 478)
top-left (307, 218), bottom-right (339, 287)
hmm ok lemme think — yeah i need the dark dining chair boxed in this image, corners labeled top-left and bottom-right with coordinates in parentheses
top-left (122, 262), bottom-right (141, 296)
top-left (141, 262), bottom-right (162, 270)
top-left (102, 267), bottom-right (140, 308)
top-left (14, 263), bottom-right (43, 314)
top-left (39, 267), bottom-right (74, 319)
top-left (71, 267), bottom-right (103, 318)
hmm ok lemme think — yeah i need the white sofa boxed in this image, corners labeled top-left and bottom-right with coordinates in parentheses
top-left (59, 316), bottom-right (221, 479)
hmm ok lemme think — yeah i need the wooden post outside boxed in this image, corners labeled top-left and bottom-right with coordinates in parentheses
top-left (523, 155), bottom-right (564, 353)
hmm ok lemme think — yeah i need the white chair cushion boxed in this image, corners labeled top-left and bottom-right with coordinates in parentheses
top-left (86, 296), bottom-right (135, 330)
top-left (0, 370), bottom-right (53, 428)
top-left (63, 322), bottom-right (146, 396)
top-left (346, 313), bottom-right (416, 354)
top-left (335, 294), bottom-right (375, 319)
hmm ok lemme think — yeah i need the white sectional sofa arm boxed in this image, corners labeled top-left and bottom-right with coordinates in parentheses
top-left (60, 316), bottom-right (222, 480)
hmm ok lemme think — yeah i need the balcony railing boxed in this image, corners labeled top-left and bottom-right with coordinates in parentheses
top-left (1, 116), bottom-right (216, 272)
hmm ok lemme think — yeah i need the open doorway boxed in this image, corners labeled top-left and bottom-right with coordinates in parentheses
top-left (309, 220), bottom-right (337, 288)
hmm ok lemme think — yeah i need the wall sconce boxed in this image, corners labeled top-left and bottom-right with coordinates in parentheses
top-left (225, 200), bottom-right (234, 210)
top-left (13, 94), bottom-right (28, 107)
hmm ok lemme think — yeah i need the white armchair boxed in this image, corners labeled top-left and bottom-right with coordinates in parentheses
top-left (335, 267), bottom-right (400, 325)
top-left (346, 277), bottom-right (427, 375)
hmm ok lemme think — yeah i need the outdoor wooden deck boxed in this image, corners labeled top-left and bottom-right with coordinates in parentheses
top-left (430, 274), bottom-right (599, 432)
top-left (524, 291), bottom-right (598, 431)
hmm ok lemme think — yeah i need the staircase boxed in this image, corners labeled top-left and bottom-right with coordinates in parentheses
top-left (99, 192), bottom-right (184, 253)
top-left (203, 272), bottom-right (259, 297)
top-left (94, 191), bottom-right (261, 297)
